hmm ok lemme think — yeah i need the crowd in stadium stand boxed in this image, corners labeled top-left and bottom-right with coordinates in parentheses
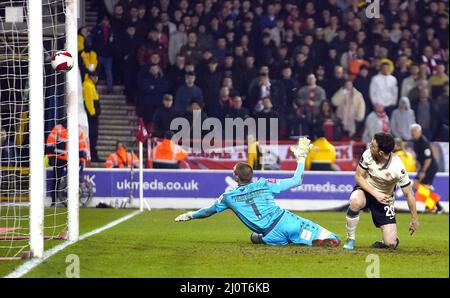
top-left (78, 0), bottom-right (449, 143)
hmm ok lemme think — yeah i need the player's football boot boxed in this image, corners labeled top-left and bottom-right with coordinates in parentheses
top-left (371, 238), bottom-right (399, 249)
top-left (343, 239), bottom-right (355, 250)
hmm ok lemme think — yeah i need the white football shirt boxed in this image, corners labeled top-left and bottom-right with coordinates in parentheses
top-left (358, 149), bottom-right (411, 196)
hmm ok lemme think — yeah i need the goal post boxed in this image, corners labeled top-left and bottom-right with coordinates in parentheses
top-left (0, 0), bottom-right (80, 260)
top-left (28, 0), bottom-right (45, 259)
top-left (65, 0), bottom-right (79, 243)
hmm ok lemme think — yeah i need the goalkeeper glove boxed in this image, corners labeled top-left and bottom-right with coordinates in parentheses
top-left (290, 137), bottom-right (313, 163)
top-left (174, 211), bottom-right (194, 222)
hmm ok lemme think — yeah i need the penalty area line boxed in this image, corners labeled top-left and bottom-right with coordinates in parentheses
top-left (4, 210), bottom-right (141, 278)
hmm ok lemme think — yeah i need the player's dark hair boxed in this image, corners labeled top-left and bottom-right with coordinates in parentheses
top-left (374, 132), bottom-right (395, 154)
top-left (234, 163), bottom-right (253, 184)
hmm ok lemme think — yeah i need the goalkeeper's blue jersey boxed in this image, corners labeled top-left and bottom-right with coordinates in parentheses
top-left (211, 178), bottom-right (286, 234)
top-left (191, 161), bottom-right (304, 233)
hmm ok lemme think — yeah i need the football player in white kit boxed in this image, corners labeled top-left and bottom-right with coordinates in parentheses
top-left (343, 132), bottom-right (419, 250)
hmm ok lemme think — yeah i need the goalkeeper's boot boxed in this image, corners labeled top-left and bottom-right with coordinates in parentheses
top-left (343, 238), bottom-right (355, 250)
top-left (312, 233), bottom-right (341, 247)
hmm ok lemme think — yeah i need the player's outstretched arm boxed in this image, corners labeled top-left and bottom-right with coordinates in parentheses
top-left (269, 137), bottom-right (312, 192)
top-left (401, 184), bottom-right (419, 235)
top-left (175, 196), bottom-right (228, 222)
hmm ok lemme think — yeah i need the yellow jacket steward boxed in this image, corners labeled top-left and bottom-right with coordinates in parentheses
top-left (305, 137), bottom-right (336, 170)
top-left (83, 75), bottom-right (99, 116)
top-left (394, 149), bottom-right (416, 172)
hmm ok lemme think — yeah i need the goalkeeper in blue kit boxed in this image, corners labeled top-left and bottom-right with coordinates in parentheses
top-left (175, 138), bottom-right (341, 247)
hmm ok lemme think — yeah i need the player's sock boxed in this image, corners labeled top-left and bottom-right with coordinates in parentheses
top-left (346, 208), bottom-right (360, 240)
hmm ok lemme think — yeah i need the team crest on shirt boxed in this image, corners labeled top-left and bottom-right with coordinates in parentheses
top-left (268, 178), bottom-right (277, 184)
top-left (386, 172), bottom-right (391, 177)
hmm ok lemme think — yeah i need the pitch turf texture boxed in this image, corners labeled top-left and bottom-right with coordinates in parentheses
top-left (0, 209), bottom-right (448, 278)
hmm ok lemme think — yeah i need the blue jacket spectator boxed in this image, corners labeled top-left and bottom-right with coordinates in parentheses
top-left (136, 64), bottom-right (169, 124)
top-left (175, 72), bottom-right (204, 112)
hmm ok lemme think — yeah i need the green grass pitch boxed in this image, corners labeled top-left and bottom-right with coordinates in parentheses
top-left (1, 208), bottom-right (448, 278)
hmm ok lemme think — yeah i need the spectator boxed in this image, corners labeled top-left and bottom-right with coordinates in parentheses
top-left (408, 78), bottom-right (429, 105)
top-left (227, 96), bottom-right (250, 120)
top-left (429, 63), bottom-right (449, 99)
top-left (436, 82), bottom-right (449, 141)
top-left (167, 54), bottom-right (186, 94)
top-left (110, 4), bottom-right (125, 34)
top-left (136, 64), bottom-right (169, 126)
top-left (362, 103), bottom-right (390, 143)
top-left (145, 29), bottom-right (168, 69)
top-left (411, 88), bottom-right (438, 140)
top-left (393, 137), bottom-right (416, 173)
top-left (82, 71), bottom-right (101, 162)
top-left (239, 55), bottom-right (259, 97)
top-left (393, 54), bottom-right (411, 96)
top-left (257, 32), bottom-right (277, 67)
top-left (221, 74), bottom-right (239, 98)
top-left (91, 15), bottom-right (115, 94)
top-left (182, 99), bottom-right (208, 140)
top-left (212, 37), bottom-right (228, 65)
top-left (325, 65), bottom-right (346, 101)
top-left (295, 74), bottom-right (326, 116)
top-left (271, 44), bottom-right (289, 78)
top-left (347, 47), bottom-right (370, 81)
top-left (247, 70), bottom-right (282, 112)
top-left (175, 72), bottom-right (204, 114)
top-left (152, 94), bottom-right (180, 138)
top-left (270, 18), bottom-right (285, 47)
top-left (340, 41), bottom-right (358, 73)
top-left (197, 24), bottom-right (215, 52)
top-left (168, 23), bottom-right (187, 65)
top-left (207, 86), bottom-right (232, 123)
top-left (279, 66), bottom-right (299, 108)
top-left (254, 96), bottom-right (279, 142)
top-left (179, 31), bottom-right (202, 66)
top-left (421, 46), bottom-right (438, 75)
top-left (353, 65), bottom-right (372, 116)
top-left (122, 26), bottom-right (141, 103)
top-left (198, 58), bottom-right (222, 109)
top-left (369, 62), bottom-right (398, 116)
top-left (305, 128), bottom-right (336, 171)
top-left (401, 63), bottom-right (420, 98)
top-left (148, 131), bottom-right (188, 169)
top-left (390, 96), bottom-right (416, 141)
top-left (105, 141), bottom-right (139, 169)
top-left (292, 50), bottom-right (314, 85)
top-left (331, 80), bottom-right (366, 138)
top-left (314, 100), bottom-right (342, 141)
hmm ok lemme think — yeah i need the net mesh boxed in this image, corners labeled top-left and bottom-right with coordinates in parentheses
top-left (0, 0), bottom-right (69, 259)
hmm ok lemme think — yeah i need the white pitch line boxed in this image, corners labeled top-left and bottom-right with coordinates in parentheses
top-left (4, 210), bottom-right (141, 278)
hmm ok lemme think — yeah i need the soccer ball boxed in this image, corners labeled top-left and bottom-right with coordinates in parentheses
top-left (51, 50), bottom-right (74, 72)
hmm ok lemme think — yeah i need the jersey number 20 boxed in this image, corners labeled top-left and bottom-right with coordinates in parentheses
top-left (384, 205), bottom-right (396, 218)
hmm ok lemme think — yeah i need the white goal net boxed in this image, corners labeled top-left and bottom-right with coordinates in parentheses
top-left (0, 0), bottom-right (79, 260)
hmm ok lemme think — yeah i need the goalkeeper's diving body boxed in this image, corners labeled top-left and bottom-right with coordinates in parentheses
top-left (175, 138), bottom-right (341, 247)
